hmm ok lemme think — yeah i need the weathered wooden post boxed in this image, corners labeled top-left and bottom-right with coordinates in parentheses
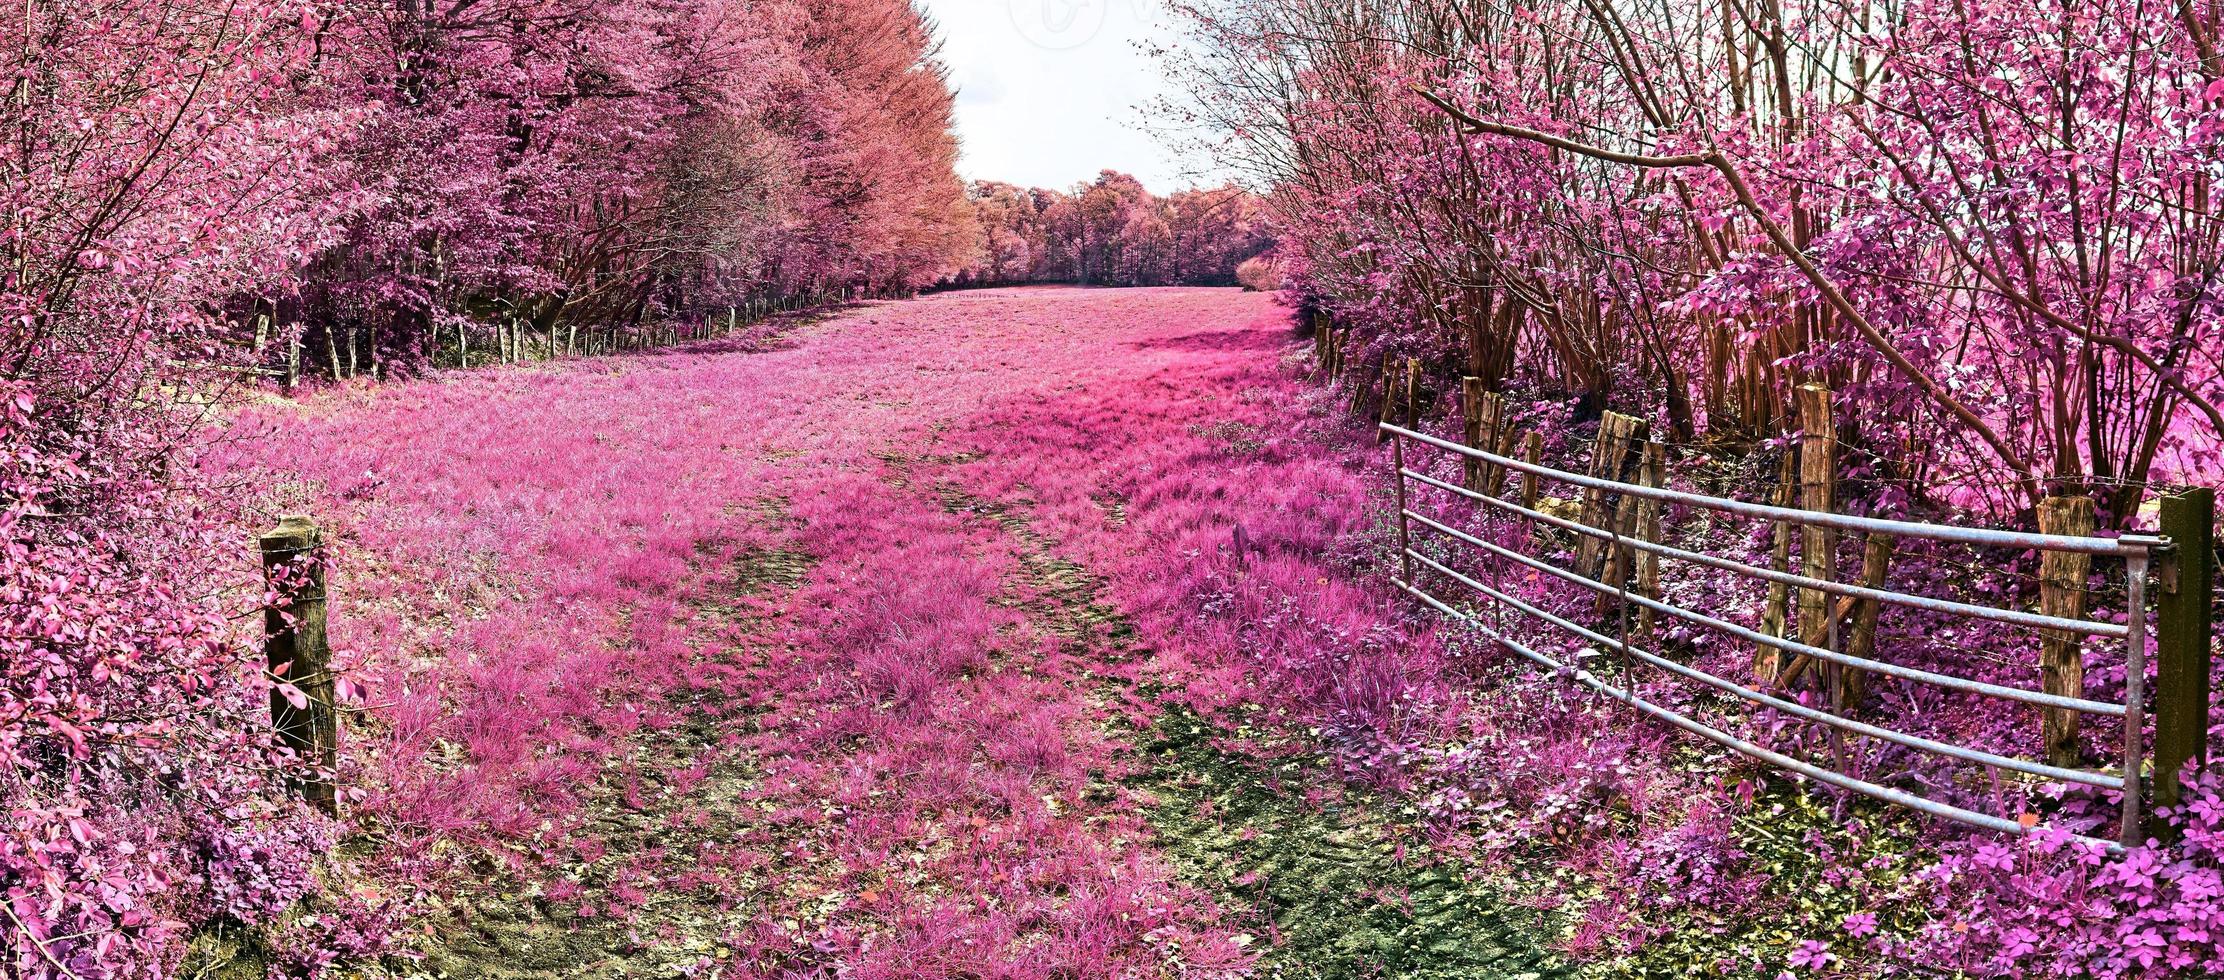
top-left (1843, 532), bottom-right (1896, 707)
top-left (1755, 451), bottom-right (1800, 685)
top-left (2154, 488), bottom-right (2216, 812)
top-left (1598, 457), bottom-right (1646, 620)
top-left (1403, 357), bottom-right (1421, 428)
top-left (1576, 412), bottom-right (1648, 576)
top-left (259, 515), bottom-right (338, 815)
top-left (1796, 385), bottom-right (1840, 685)
top-left (1465, 382), bottom-right (1505, 494)
top-left (1633, 441), bottom-right (1667, 643)
top-left (1518, 430), bottom-right (1543, 513)
top-left (2037, 495), bottom-right (2096, 768)
top-left (1376, 352), bottom-right (1398, 442)
top-left (1486, 407), bottom-right (1517, 499)
top-left (1462, 377), bottom-right (1486, 491)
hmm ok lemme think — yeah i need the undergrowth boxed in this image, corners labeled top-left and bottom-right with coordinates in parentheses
top-left (1128, 702), bottom-right (1571, 980)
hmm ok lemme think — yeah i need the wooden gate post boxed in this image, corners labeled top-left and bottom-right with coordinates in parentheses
top-left (1486, 407), bottom-right (1517, 498)
top-left (1633, 441), bottom-right (1667, 643)
top-left (1376, 352), bottom-right (1398, 442)
top-left (1756, 451), bottom-right (1800, 685)
top-left (1577, 412), bottom-right (1649, 576)
top-left (1842, 533), bottom-right (1897, 708)
top-left (1403, 357), bottom-right (1421, 428)
top-left (1796, 385), bottom-right (1840, 680)
top-left (1597, 441), bottom-right (1652, 620)
top-left (2155, 488), bottom-right (2216, 811)
top-left (2038, 495), bottom-right (2096, 768)
top-left (1518, 430), bottom-right (1543, 514)
top-left (1464, 381), bottom-right (1505, 494)
top-left (259, 515), bottom-right (338, 815)
top-left (1480, 390), bottom-right (1508, 494)
top-left (1462, 377), bottom-right (1485, 490)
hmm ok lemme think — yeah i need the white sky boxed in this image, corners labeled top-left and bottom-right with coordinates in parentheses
top-left (919, 0), bottom-right (1199, 194)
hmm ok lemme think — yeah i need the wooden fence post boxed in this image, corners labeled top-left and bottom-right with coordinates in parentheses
top-left (1462, 377), bottom-right (1485, 490)
top-left (1756, 450), bottom-right (1799, 684)
top-left (259, 515), bottom-right (338, 815)
top-left (1376, 352), bottom-right (1398, 441)
top-left (1518, 430), bottom-right (1543, 514)
top-left (1597, 446), bottom-right (1649, 620)
top-left (1842, 532), bottom-right (1896, 708)
top-left (2038, 495), bottom-right (2096, 768)
top-left (1576, 412), bottom-right (1648, 576)
top-left (1486, 405), bottom-right (1517, 498)
top-left (1633, 441), bottom-right (1667, 643)
top-left (1796, 385), bottom-right (1839, 688)
top-left (1479, 389), bottom-right (1508, 494)
top-left (2155, 488), bottom-right (2216, 811)
top-left (1403, 357), bottom-right (1421, 428)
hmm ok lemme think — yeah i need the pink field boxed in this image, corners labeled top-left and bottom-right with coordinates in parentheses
top-left (220, 286), bottom-right (1399, 974)
top-left (215, 280), bottom-right (2224, 980)
top-left (208, 283), bottom-right (2224, 980)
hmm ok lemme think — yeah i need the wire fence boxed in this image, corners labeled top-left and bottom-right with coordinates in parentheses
top-left (1379, 420), bottom-right (2201, 852)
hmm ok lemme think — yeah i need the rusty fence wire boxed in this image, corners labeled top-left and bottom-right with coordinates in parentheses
top-left (1380, 421), bottom-right (2179, 851)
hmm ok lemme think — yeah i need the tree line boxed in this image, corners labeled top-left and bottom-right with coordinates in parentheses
top-left (943, 171), bottom-right (1275, 289)
top-left (1171, 0), bottom-right (2224, 526)
top-left (0, 0), bottom-right (974, 972)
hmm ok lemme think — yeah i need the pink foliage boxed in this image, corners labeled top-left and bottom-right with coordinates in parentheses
top-left (946, 174), bottom-right (1275, 289)
top-left (2, 0), bottom-right (974, 971)
top-left (1, 0), bottom-right (357, 973)
top-left (1171, 0), bottom-right (2224, 519)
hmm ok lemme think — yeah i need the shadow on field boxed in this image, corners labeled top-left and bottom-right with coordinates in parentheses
top-left (1127, 328), bottom-right (1285, 354)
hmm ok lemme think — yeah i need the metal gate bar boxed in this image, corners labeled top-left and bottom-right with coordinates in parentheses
top-left (1401, 541), bottom-right (2120, 789)
top-left (1388, 424), bottom-right (2162, 556)
top-left (1400, 484), bottom-right (2124, 714)
top-left (1380, 422), bottom-right (2165, 849)
top-left (1401, 467), bottom-right (2126, 638)
top-left (1392, 575), bottom-right (2086, 844)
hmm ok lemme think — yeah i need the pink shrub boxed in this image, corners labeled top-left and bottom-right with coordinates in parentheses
top-left (1233, 255), bottom-right (1283, 292)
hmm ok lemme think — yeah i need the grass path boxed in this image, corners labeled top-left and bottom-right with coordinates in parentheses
top-left (203, 287), bottom-right (1564, 978)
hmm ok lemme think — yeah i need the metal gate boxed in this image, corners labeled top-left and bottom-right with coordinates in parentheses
top-left (1381, 421), bottom-right (2200, 851)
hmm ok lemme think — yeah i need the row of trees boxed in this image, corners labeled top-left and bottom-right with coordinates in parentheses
top-left (2, 0), bottom-right (972, 972)
top-left (1170, 1), bottom-right (2223, 974)
top-left (266, 0), bottom-right (977, 380)
top-left (944, 171), bottom-right (1274, 288)
top-left (1172, 0), bottom-right (2224, 525)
